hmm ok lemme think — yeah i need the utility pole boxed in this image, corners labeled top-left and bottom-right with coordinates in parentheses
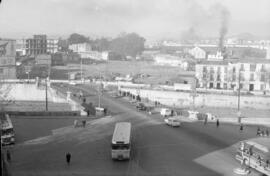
top-left (237, 70), bottom-right (241, 123)
top-left (80, 58), bottom-right (83, 82)
top-left (238, 70), bottom-right (241, 112)
top-left (45, 78), bottom-right (48, 111)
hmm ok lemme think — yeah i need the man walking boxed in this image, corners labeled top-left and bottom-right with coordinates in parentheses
top-left (216, 119), bottom-right (220, 127)
top-left (240, 124), bottom-right (243, 132)
top-left (204, 117), bottom-right (207, 125)
top-left (66, 152), bottom-right (71, 165)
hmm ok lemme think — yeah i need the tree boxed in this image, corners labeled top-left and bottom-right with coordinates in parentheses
top-left (67, 33), bottom-right (91, 45)
top-left (92, 38), bottom-right (110, 51)
top-left (109, 33), bottom-right (145, 57)
top-left (58, 38), bottom-right (69, 52)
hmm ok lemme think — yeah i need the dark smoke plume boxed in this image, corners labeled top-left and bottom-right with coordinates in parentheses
top-left (219, 7), bottom-right (230, 50)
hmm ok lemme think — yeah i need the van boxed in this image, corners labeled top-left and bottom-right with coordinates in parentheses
top-left (160, 108), bottom-right (172, 117)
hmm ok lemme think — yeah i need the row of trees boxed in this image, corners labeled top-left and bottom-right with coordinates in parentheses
top-left (59, 32), bottom-right (145, 58)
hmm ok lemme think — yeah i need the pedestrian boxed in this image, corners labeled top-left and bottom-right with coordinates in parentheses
top-left (74, 119), bottom-right (78, 128)
top-left (82, 120), bottom-right (86, 128)
top-left (104, 108), bottom-right (107, 115)
top-left (204, 117), bottom-right (208, 125)
top-left (66, 152), bottom-right (71, 165)
top-left (266, 129), bottom-right (269, 137)
top-left (240, 124), bottom-right (243, 132)
top-left (257, 127), bottom-right (261, 136)
top-left (216, 119), bottom-right (220, 127)
top-left (6, 150), bottom-right (11, 162)
top-left (266, 160), bottom-right (269, 168)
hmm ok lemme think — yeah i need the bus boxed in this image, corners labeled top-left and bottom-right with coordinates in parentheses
top-left (111, 122), bottom-right (131, 160)
top-left (236, 138), bottom-right (270, 175)
top-left (1, 114), bottom-right (15, 145)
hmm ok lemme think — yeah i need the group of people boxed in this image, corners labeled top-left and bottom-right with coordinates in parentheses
top-left (203, 117), bottom-right (220, 127)
top-left (257, 127), bottom-right (269, 137)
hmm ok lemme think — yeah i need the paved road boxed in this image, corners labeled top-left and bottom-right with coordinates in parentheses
top-left (6, 84), bottom-right (263, 176)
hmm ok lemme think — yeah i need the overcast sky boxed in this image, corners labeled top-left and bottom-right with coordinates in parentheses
top-left (0, 0), bottom-right (269, 40)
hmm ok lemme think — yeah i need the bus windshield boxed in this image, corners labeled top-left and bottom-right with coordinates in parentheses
top-left (1, 128), bottom-right (14, 136)
top-left (112, 143), bottom-right (130, 150)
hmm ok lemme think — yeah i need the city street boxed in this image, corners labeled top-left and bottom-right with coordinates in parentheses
top-left (5, 84), bottom-right (261, 176)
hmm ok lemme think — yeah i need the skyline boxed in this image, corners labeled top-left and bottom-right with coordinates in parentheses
top-left (0, 0), bottom-right (270, 40)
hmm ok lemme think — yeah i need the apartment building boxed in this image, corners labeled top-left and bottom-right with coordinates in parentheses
top-left (26, 35), bottom-right (47, 56)
top-left (47, 39), bottom-right (58, 54)
top-left (195, 59), bottom-right (270, 92)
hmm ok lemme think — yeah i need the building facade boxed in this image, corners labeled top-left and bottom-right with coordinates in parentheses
top-left (35, 54), bottom-right (52, 66)
top-left (0, 39), bottom-right (16, 79)
top-left (195, 59), bottom-right (270, 92)
top-left (68, 43), bottom-right (92, 53)
top-left (26, 35), bottom-right (47, 56)
top-left (68, 43), bottom-right (108, 60)
top-left (16, 39), bottom-right (27, 56)
top-left (47, 39), bottom-right (58, 54)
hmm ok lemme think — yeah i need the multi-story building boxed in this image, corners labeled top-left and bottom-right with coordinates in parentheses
top-left (195, 59), bottom-right (270, 92)
top-left (0, 39), bottom-right (16, 79)
top-left (26, 35), bottom-right (47, 56)
top-left (46, 39), bottom-right (58, 54)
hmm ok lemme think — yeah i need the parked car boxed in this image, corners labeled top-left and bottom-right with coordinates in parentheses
top-left (160, 108), bottom-right (172, 117)
top-left (164, 117), bottom-right (180, 127)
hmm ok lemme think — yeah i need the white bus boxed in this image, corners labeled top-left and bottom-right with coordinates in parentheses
top-left (1, 114), bottom-right (15, 145)
top-left (236, 138), bottom-right (270, 175)
top-left (111, 122), bottom-right (131, 160)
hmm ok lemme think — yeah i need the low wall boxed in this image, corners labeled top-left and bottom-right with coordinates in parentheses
top-left (5, 111), bottom-right (80, 116)
top-left (120, 87), bottom-right (270, 109)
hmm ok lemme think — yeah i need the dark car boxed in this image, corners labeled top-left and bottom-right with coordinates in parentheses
top-left (136, 103), bottom-right (146, 111)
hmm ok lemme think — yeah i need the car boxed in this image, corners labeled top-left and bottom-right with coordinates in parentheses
top-left (136, 103), bottom-right (146, 111)
top-left (164, 117), bottom-right (180, 127)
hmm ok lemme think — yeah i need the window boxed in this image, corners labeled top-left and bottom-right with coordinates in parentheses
top-left (250, 64), bottom-right (256, 71)
top-left (240, 64), bottom-right (245, 71)
top-left (260, 74), bottom-right (266, 82)
top-left (250, 73), bottom-right (254, 81)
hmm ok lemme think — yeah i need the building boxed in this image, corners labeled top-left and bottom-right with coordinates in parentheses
top-left (47, 39), bottom-right (58, 54)
top-left (154, 54), bottom-right (188, 70)
top-left (16, 39), bottom-right (27, 56)
top-left (69, 43), bottom-right (108, 60)
top-left (68, 43), bottom-right (92, 53)
top-left (0, 39), bottom-right (16, 79)
top-left (35, 54), bottom-right (52, 66)
top-left (195, 59), bottom-right (270, 92)
top-left (207, 51), bottom-right (224, 61)
top-left (26, 35), bottom-right (47, 56)
top-left (188, 46), bottom-right (206, 59)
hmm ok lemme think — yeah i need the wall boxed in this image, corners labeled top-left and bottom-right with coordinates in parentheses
top-left (119, 87), bottom-right (270, 109)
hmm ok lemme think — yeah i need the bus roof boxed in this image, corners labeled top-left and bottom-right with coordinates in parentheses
top-left (244, 138), bottom-right (270, 153)
top-left (112, 122), bottom-right (131, 144)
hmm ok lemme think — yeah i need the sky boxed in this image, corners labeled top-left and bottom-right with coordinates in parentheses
top-left (0, 0), bottom-right (269, 40)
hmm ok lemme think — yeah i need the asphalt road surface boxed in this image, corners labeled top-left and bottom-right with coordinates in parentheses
top-left (5, 84), bottom-right (262, 176)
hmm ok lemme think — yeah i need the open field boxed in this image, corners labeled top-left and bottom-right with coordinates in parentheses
top-left (53, 60), bottom-right (195, 84)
